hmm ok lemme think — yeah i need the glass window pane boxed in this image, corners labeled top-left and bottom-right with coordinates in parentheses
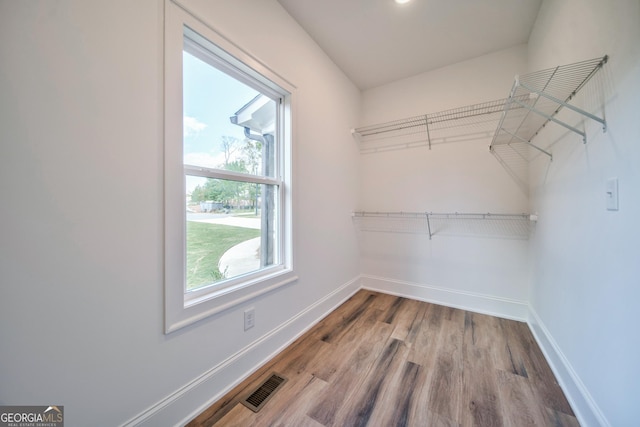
top-left (186, 177), bottom-right (278, 291)
top-left (183, 51), bottom-right (276, 178)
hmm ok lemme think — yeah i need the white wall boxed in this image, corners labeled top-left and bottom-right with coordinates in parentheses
top-left (0, 1), bottom-right (360, 425)
top-left (3, 1), bottom-right (636, 425)
top-left (358, 46), bottom-right (532, 317)
top-left (361, 45), bottom-right (528, 125)
top-left (526, 1), bottom-right (640, 426)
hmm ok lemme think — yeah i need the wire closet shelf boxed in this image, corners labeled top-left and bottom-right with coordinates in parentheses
top-left (352, 211), bottom-right (536, 240)
top-left (351, 56), bottom-right (608, 158)
top-left (490, 55), bottom-right (608, 161)
top-left (352, 97), bottom-right (515, 154)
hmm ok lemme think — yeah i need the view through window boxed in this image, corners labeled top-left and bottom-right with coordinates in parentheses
top-left (183, 39), bottom-right (281, 292)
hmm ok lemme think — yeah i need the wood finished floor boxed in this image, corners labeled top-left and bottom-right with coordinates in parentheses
top-left (188, 290), bottom-right (578, 427)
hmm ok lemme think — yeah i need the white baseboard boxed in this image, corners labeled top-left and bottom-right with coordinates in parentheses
top-left (121, 275), bottom-right (361, 427)
top-left (527, 307), bottom-right (610, 427)
top-left (361, 274), bottom-right (528, 321)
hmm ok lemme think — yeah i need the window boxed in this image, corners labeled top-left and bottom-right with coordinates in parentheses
top-left (165, 2), bottom-right (295, 333)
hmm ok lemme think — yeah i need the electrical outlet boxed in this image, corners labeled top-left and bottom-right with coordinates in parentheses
top-left (244, 308), bottom-right (255, 331)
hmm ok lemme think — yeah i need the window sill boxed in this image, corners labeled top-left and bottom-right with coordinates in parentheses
top-left (165, 269), bottom-right (298, 334)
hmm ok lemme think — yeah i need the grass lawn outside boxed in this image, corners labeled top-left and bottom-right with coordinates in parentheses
top-left (186, 221), bottom-right (261, 290)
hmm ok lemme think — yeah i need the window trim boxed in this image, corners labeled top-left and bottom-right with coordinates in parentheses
top-left (164, 0), bottom-right (296, 334)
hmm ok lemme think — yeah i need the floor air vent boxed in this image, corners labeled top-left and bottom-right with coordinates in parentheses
top-left (241, 373), bottom-right (288, 413)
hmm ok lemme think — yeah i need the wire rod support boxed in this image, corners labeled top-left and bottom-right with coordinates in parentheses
top-left (510, 96), bottom-right (587, 143)
top-left (516, 80), bottom-right (607, 133)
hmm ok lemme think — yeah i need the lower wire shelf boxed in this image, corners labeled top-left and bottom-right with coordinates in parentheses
top-left (352, 211), bottom-right (536, 240)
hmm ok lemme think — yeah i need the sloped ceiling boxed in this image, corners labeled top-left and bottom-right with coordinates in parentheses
top-left (277, 0), bottom-right (542, 90)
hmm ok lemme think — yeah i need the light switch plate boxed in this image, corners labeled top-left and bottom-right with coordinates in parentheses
top-left (606, 177), bottom-right (618, 211)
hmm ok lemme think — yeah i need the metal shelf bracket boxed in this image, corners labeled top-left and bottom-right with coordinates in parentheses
top-left (517, 80), bottom-right (607, 135)
top-left (509, 95), bottom-right (588, 144)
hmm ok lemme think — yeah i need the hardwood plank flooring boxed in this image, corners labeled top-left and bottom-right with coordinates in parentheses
top-left (187, 291), bottom-right (578, 426)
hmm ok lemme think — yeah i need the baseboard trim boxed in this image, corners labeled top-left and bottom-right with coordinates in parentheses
top-left (121, 275), bottom-right (362, 427)
top-left (361, 274), bottom-right (528, 321)
top-left (527, 307), bottom-right (610, 427)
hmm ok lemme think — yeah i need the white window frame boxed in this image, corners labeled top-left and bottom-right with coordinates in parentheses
top-left (164, 0), bottom-right (296, 334)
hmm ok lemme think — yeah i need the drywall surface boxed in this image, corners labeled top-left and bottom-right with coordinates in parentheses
top-left (527, 0), bottom-right (640, 425)
top-left (0, 0), bottom-right (360, 425)
top-left (360, 45), bottom-right (528, 126)
top-left (358, 46), bottom-right (532, 308)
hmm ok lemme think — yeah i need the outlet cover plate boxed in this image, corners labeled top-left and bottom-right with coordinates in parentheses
top-left (244, 308), bottom-right (255, 331)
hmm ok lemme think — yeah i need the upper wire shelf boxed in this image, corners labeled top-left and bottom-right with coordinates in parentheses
top-left (352, 56), bottom-right (608, 159)
top-left (490, 55), bottom-right (608, 160)
top-left (352, 97), bottom-right (523, 154)
top-left (351, 56), bottom-right (608, 195)
top-left (352, 98), bottom-right (518, 153)
top-left (352, 211), bottom-right (536, 240)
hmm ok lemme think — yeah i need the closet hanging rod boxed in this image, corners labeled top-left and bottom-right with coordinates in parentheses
top-left (352, 211), bottom-right (536, 240)
top-left (352, 211), bottom-right (533, 219)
